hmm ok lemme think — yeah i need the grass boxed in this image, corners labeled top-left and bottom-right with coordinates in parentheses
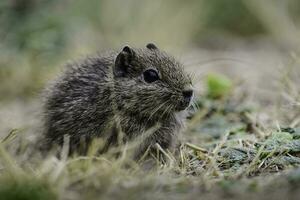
top-left (0, 2), bottom-right (300, 199)
top-left (0, 66), bottom-right (299, 200)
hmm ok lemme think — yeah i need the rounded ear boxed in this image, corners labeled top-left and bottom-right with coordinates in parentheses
top-left (114, 46), bottom-right (135, 77)
top-left (146, 43), bottom-right (158, 50)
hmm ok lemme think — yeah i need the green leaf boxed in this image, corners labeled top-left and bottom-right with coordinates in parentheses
top-left (206, 73), bottom-right (233, 99)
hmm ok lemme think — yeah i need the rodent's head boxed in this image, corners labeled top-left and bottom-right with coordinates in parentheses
top-left (113, 43), bottom-right (193, 120)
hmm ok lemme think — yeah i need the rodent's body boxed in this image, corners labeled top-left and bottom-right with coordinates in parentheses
top-left (43, 44), bottom-right (193, 158)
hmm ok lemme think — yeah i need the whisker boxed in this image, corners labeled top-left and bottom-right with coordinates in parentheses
top-left (193, 99), bottom-right (200, 111)
top-left (191, 101), bottom-right (197, 113)
top-left (146, 100), bottom-right (169, 124)
top-left (161, 103), bottom-right (172, 119)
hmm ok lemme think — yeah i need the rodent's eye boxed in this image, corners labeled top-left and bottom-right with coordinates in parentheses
top-left (143, 69), bottom-right (159, 83)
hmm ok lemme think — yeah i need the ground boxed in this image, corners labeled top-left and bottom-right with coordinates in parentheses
top-left (0, 42), bottom-right (300, 200)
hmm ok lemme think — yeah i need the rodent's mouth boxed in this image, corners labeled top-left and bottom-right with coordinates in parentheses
top-left (175, 86), bottom-right (194, 111)
top-left (175, 99), bottom-right (191, 111)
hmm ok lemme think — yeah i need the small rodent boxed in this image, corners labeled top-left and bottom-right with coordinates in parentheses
top-left (42, 43), bottom-right (193, 158)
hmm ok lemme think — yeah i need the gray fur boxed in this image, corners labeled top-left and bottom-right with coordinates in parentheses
top-left (42, 44), bottom-right (193, 158)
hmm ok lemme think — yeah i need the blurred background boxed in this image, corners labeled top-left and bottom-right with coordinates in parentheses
top-left (1, 2), bottom-right (300, 199)
top-left (0, 0), bottom-right (300, 101)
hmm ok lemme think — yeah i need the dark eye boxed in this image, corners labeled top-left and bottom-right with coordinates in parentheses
top-left (143, 69), bottom-right (159, 83)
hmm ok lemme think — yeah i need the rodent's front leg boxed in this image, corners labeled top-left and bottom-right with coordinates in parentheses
top-left (134, 118), bottom-right (182, 161)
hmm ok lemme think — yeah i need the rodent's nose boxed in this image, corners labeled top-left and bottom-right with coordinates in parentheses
top-left (176, 87), bottom-right (194, 111)
top-left (182, 89), bottom-right (194, 102)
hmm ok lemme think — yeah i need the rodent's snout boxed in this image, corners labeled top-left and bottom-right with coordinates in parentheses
top-left (182, 90), bottom-right (193, 103)
top-left (177, 88), bottom-right (194, 111)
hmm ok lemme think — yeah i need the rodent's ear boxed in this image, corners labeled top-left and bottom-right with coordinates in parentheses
top-left (114, 46), bottom-right (135, 77)
top-left (146, 43), bottom-right (158, 50)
